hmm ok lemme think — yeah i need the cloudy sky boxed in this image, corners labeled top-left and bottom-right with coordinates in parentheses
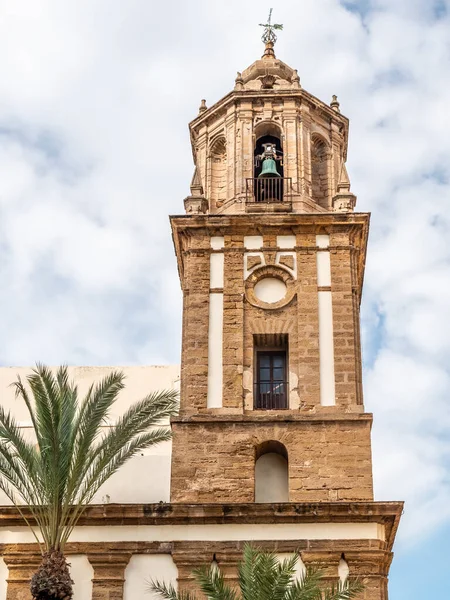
top-left (0, 0), bottom-right (449, 596)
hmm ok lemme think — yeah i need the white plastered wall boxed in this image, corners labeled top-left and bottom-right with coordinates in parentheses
top-left (70, 555), bottom-right (94, 600)
top-left (0, 558), bottom-right (7, 600)
top-left (0, 523), bottom-right (385, 544)
top-left (124, 554), bottom-right (178, 600)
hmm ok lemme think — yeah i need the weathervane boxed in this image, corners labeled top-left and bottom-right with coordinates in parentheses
top-left (259, 8), bottom-right (283, 45)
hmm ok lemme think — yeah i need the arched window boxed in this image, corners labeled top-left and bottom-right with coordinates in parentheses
top-left (311, 136), bottom-right (329, 209)
top-left (255, 441), bottom-right (289, 502)
top-left (210, 137), bottom-right (227, 206)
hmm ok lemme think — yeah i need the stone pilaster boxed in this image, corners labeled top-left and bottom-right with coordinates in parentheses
top-left (3, 551), bottom-right (41, 600)
top-left (87, 552), bottom-right (131, 600)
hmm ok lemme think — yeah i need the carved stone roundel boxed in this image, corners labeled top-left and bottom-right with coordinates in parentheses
top-left (245, 265), bottom-right (296, 310)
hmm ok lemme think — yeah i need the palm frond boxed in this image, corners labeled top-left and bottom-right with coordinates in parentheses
top-left (151, 547), bottom-right (365, 600)
top-left (0, 406), bottom-right (46, 511)
top-left (68, 388), bottom-right (177, 502)
top-left (321, 578), bottom-right (364, 600)
top-left (55, 366), bottom-right (78, 493)
top-left (0, 365), bottom-right (179, 555)
top-left (59, 371), bottom-right (126, 535)
top-left (60, 428), bottom-right (173, 545)
top-left (284, 567), bottom-right (324, 600)
top-left (0, 476), bottom-right (44, 550)
top-left (192, 563), bottom-right (238, 600)
top-left (268, 554), bottom-right (299, 600)
top-left (238, 543), bottom-right (262, 600)
top-left (150, 579), bottom-right (198, 600)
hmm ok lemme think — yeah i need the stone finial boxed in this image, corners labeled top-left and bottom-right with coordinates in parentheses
top-left (291, 69), bottom-right (301, 89)
top-left (332, 163), bottom-right (356, 213)
top-left (259, 9), bottom-right (282, 59)
top-left (262, 41), bottom-right (276, 60)
top-left (184, 167), bottom-right (208, 214)
top-left (198, 99), bottom-right (207, 115)
top-left (331, 95), bottom-right (340, 112)
top-left (234, 71), bottom-right (244, 91)
top-left (337, 164), bottom-right (351, 193)
top-left (190, 167), bottom-right (204, 196)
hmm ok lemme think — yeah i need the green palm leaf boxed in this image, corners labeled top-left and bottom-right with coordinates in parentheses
top-left (151, 544), bottom-right (364, 600)
top-left (0, 364), bottom-right (179, 555)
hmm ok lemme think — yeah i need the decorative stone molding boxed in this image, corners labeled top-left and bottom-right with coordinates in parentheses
top-left (245, 265), bottom-right (296, 310)
top-left (332, 193), bottom-right (356, 213)
top-left (246, 254), bottom-right (263, 271)
top-left (184, 196), bottom-right (209, 214)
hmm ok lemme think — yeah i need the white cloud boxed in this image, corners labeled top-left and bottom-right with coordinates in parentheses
top-left (0, 0), bottom-right (449, 550)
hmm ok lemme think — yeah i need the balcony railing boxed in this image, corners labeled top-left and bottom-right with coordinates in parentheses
top-left (246, 177), bottom-right (292, 204)
top-left (254, 381), bottom-right (289, 410)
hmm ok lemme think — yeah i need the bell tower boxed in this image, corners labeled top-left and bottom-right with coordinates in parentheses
top-left (170, 17), bottom-right (402, 599)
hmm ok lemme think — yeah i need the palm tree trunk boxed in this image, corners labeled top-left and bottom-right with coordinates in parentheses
top-left (30, 549), bottom-right (73, 600)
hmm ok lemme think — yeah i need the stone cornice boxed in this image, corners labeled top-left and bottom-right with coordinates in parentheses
top-left (189, 89), bottom-right (349, 132)
top-left (0, 502), bottom-right (403, 551)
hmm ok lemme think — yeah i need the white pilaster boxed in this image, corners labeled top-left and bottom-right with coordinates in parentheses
top-left (316, 235), bottom-right (336, 406)
top-left (207, 237), bottom-right (224, 408)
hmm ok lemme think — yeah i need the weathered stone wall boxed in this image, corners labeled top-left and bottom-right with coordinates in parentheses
top-left (175, 216), bottom-right (368, 417)
top-left (170, 418), bottom-right (374, 503)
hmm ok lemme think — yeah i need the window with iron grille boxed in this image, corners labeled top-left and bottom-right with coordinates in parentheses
top-left (254, 349), bottom-right (288, 410)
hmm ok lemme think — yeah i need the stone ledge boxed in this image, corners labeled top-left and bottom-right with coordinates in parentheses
top-left (0, 502), bottom-right (403, 550)
top-left (172, 412), bottom-right (373, 423)
top-left (170, 212), bottom-right (370, 228)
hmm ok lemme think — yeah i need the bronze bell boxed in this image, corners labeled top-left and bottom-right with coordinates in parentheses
top-left (259, 157), bottom-right (281, 178)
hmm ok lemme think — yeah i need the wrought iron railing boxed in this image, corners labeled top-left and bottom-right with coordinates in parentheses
top-left (246, 177), bottom-right (292, 203)
top-left (254, 381), bottom-right (288, 410)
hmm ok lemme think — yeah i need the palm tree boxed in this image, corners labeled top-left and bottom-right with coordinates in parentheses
top-left (0, 364), bottom-right (179, 600)
top-left (151, 544), bottom-right (364, 600)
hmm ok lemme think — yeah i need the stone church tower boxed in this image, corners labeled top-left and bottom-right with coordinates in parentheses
top-left (0, 25), bottom-right (403, 600)
top-left (169, 33), bottom-right (402, 600)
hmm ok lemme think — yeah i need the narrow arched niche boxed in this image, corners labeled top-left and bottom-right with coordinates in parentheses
top-left (254, 440), bottom-right (289, 503)
top-left (311, 135), bottom-right (330, 209)
top-left (210, 136), bottom-right (227, 205)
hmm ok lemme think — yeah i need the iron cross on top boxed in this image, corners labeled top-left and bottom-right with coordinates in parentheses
top-left (259, 8), bottom-right (284, 45)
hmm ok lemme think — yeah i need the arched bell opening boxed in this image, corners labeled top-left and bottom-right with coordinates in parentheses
top-left (254, 440), bottom-right (289, 503)
top-left (252, 122), bottom-right (284, 203)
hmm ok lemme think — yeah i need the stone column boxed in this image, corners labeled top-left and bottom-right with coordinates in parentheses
top-left (88, 552), bottom-right (131, 600)
top-left (3, 551), bottom-right (41, 600)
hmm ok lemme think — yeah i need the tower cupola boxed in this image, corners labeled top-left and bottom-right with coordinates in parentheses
top-left (185, 16), bottom-right (356, 215)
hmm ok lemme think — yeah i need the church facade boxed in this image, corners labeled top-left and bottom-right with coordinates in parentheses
top-left (0, 37), bottom-right (402, 600)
